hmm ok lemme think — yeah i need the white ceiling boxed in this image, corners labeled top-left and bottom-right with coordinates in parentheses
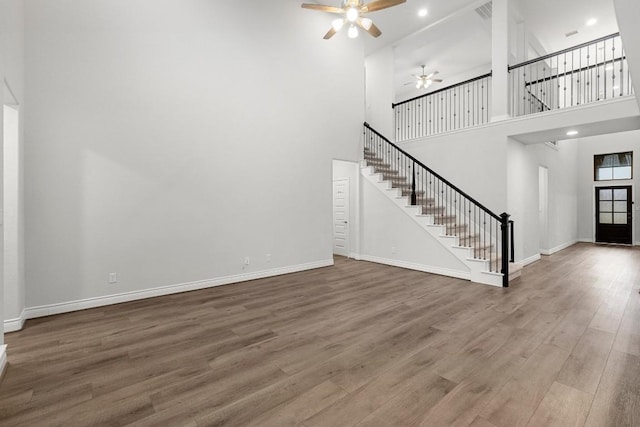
top-left (391, 1), bottom-right (493, 101)
top-left (392, 0), bottom-right (620, 102)
top-left (301, 0), bottom-right (620, 102)
top-left (343, 0), bottom-right (619, 102)
top-left (517, 0), bottom-right (620, 54)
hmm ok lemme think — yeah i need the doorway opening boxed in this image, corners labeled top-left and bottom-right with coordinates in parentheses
top-left (3, 102), bottom-right (24, 326)
top-left (332, 160), bottom-right (359, 259)
top-left (539, 166), bottom-right (549, 254)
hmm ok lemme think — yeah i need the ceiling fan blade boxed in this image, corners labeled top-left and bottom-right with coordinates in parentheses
top-left (366, 21), bottom-right (382, 37)
top-left (432, 79), bottom-right (443, 83)
top-left (356, 19), bottom-right (382, 37)
top-left (403, 81), bottom-right (414, 86)
top-left (323, 27), bottom-right (338, 39)
top-left (363, 0), bottom-right (406, 13)
top-left (425, 71), bottom-right (439, 79)
top-left (301, 4), bottom-right (345, 14)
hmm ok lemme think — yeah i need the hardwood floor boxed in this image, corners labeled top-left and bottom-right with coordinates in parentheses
top-left (1, 243), bottom-right (640, 426)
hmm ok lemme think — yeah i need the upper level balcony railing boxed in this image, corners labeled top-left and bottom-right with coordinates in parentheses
top-left (393, 33), bottom-right (635, 143)
top-left (509, 33), bottom-right (634, 116)
top-left (393, 73), bottom-right (492, 142)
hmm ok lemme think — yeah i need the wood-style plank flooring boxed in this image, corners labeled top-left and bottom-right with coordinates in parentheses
top-left (1, 243), bottom-right (640, 426)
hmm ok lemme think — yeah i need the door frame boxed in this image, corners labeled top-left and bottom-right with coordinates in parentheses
top-left (539, 165), bottom-right (549, 253)
top-left (332, 178), bottom-right (350, 257)
top-left (332, 159), bottom-right (360, 259)
top-left (593, 183), bottom-right (634, 245)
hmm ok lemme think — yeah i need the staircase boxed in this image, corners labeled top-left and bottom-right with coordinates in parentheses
top-left (362, 123), bottom-right (521, 287)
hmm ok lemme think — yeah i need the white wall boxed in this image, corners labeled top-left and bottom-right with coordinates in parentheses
top-left (508, 138), bottom-right (579, 263)
top-left (0, 4), bottom-right (5, 345)
top-left (491, 0), bottom-right (510, 120)
top-left (360, 177), bottom-right (468, 275)
top-left (535, 140), bottom-right (579, 253)
top-left (614, 0), bottom-right (640, 109)
top-left (1, 0), bottom-right (25, 345)
top-left (24, 0), bottom-right (364, 310)
top-left (395, 95), bottom-right (639, 223)
top-left (507, 138), bottom-right (538, 262)
top-left (399, 103), bottom-right (603, 264)
top-left (365, 47), bottom-right (395, 139)
top-left (577, 130), bottom-right (640, 244)
top-left (401, 127), bottom-right (508, 216)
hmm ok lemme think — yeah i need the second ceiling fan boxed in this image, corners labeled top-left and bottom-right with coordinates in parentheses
top-left (406, 65), bottom-right (443, 90)
top-left (301, 0), bottom-right (406, 39)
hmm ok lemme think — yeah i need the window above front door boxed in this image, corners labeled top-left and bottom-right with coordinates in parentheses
top-left (594, 151), bottom-right (633, 181)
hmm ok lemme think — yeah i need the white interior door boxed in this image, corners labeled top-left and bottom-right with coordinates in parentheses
top-left (333, 179), bottom-right (349, 257)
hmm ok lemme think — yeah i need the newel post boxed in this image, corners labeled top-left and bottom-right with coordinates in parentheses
top-left (410, 162), bottom-right (417, 206)
top-left (500, 212), bottom-right (510, 287)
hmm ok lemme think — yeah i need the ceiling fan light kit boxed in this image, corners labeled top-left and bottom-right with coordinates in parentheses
top-left (405, 65), bottom-right (443, 91)
top-left (348, 24), bottom-right (359, 38)
top-left (346, 7), bottom-right (359, 22)
top-left (416, 79), bottom-right (431, 89)
top-left (301, 0), bottom-right (406, 39)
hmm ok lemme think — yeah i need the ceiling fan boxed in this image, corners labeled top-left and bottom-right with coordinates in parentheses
top-left (405, 65), bottom-right (443, 90)
top-left (301, 0), bottom-right (406, 39)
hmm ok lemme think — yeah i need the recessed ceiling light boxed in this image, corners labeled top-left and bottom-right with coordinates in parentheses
top-left (567, 130), bottom-right (579, 136)
top-left (586, 18), bottom-right (597, 26)
top-left (418, 8), bottom-right (428, 17)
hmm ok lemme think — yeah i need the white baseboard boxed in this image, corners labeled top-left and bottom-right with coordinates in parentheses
top-left (0, 345), bottom-right (6, 378)
top-left (518, 253), bottom-right (541, 267)
top-left (4, 309), bottom-right (26, 333)
top-left (11, 260), bottom-right (334, 331)
top-left (359, 254), bottom-right (471, 281)
top-left (540, 240), bottom-right (578, 256)
top-left (578, 238), bottom-right (640, 246)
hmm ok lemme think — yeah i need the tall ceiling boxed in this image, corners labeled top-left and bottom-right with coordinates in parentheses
top-left (301, 0), bottom-right (619, 102)
top-left (387, 0), bottom-right (620, 102)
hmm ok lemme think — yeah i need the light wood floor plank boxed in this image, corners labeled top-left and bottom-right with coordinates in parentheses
top-left (479, 343), bottom-right (571, 427)
top-left (556, 327), bottom-right (615, 395)
top-left (585, 349), bottom-right (640, 427)
top-left (526, 381), bottom-right (592, 427)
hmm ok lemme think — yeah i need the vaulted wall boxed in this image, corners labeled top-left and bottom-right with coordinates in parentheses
top-left (23, 0), bottom-right (365, 311)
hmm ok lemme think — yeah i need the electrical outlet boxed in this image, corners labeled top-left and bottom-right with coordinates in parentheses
top-left (108, 273), bottom-right (117, 284)
top-left (391, 246), bottom-right (397, 254)
top-left (244, 257), bottom-right (250, 266)
top-left (266, 254), bottom-right (271, 263)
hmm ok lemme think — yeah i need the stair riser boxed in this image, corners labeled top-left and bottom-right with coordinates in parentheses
top-left (420, 207), bottom-right (444, 215)
top-left (400, 189), bottom-right (426, 196)
top-left (388, 178), bottom-right (410, 184)
top-left (379, 172), bottom-right (402, 178)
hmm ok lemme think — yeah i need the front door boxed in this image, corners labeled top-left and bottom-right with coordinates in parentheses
top-left (333, 179), bottom-right (349, 256)
top-left (595, 186), bottom-right (632, 244)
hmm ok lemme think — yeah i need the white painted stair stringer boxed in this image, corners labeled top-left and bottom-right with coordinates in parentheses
top-left (361, 165), bottom-right (504, 287)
